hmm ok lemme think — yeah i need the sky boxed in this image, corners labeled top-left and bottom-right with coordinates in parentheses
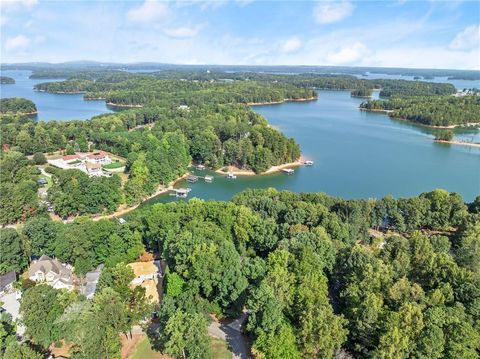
top-left (1, 0), bottom-right (479, 69)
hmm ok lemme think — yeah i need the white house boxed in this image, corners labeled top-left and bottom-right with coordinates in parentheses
top-left (86, 163), bottom-right (103, 177)
top-left (28, 255), bottom-right (74, 291)
top-left (85, 151), bottom-right (111, 165)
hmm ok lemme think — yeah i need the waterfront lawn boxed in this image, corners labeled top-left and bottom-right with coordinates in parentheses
top-left (103, 160), bottom-right (126, 170)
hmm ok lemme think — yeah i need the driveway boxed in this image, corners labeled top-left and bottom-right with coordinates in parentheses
top-left (208, 312), bottom-right (250, 359)
top-left (1, 291), bottom-right (25, 336)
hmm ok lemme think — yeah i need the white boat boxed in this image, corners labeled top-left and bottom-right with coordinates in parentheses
top-left (304, 160), bottom-right (314, 166)
top-left (282, 168), bottom-right (295, 175)
top-left (226, 172), bottom-right (237, 179)
top-left (204, 175), bottom-right (214, 182)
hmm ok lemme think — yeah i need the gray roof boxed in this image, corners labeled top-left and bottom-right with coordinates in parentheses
top-left (0, 271), bottom-right (16, 292)
top-left (28, 255), bottom-right (72, 279)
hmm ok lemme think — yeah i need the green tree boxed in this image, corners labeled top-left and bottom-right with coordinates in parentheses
top-left (20, 285), bottom-right (65, 349)
top-left (0, 228), bottom-right (27, 274)
top-left (162, 310), bottom-right (211, 359)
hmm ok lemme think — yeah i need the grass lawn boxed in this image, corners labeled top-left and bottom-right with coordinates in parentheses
top-left (103, 161), bottom-right (125, 170)
top-left (211, 338), bottom-right (233, 359)
top-left (127, 336), bottom-right (164, 359)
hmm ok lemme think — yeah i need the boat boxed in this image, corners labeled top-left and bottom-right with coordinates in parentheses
top-left (304, 160), bottom-right (314, 166)
top-left (282, 168), bottom-right (295, 175)
top-left (204, 175), bottom-right (214, 183)
top-left (226, 172), bottom-right (237, 179)
top-left (195, 164), bottom-right (206, 170)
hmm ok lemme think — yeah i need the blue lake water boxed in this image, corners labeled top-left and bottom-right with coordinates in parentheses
top-left (0, 70), bottom-right (112, 121)
top-left (145, 91), bottom-right (480, 205)
top-left (1, 70), bottom-right (478, 202)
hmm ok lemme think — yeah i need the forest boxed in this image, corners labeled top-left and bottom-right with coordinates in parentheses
top-left (360, 96), bottom-right (480, 127)
top-left (0, 98), bottom-right (37, 115)
top-left (32, 71), bottom-right (455, 101)
top-left (0, 76), bottom-right (15, 84)
top-left (1, 188), bottom-right (479, 358)
top-left (0, 97), bottom-right (300, 221)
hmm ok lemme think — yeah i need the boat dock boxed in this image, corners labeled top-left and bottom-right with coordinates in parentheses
top-left (187, 175), bottom-right (199, 183)
top-left (170, 188), bottom-right (191, 198)
top-left (282, 168), bottom-right (295, 175)
top-left (304, 160), bottom-right (314, 166)
top-left (188, 173), bottom-right (214, 183)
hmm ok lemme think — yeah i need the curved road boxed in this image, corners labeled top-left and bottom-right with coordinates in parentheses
top-left (208, 312), bottom-right (250, 359)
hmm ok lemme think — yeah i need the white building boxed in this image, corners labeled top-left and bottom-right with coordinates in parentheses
top-left (85, 151), bottom-right (111, 165)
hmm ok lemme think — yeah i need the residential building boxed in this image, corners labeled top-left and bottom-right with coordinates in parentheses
top-left (86, 162), bottom-right (103, 177)
top-left (0, 271), bottom-right (16, 295)
top-left (128, 260), bottom-right (162, 303)
top-left (28, 255), bottom-right (74, 290)
top-left (80, 264), bottom-right (103, 299)
top-left (86, 151), bottom-right (111, 165)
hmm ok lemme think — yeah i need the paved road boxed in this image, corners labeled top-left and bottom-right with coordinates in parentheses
top-left (208, 312), bottom-right (250, 359)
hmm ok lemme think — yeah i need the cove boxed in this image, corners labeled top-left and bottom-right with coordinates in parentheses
top-left (0, 70), bottom-right (112, 121)
top-left (143, 90), bottom-right (480, 206)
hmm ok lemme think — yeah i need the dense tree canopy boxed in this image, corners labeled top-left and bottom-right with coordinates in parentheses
top-left (0, 76), bottom-right (15, 84)
top-left (0, 98), bottom-right (37, 115)
top-left (4, 187), bottom-right (479, 358)
top-left (361, 96), bottom-right (480, 127)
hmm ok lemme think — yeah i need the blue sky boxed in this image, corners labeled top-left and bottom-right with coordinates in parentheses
top-left (1, 0), bottom-right (479, 69)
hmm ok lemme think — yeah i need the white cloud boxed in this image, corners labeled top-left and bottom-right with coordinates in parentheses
top-left (450, 25), bottom-right (480, 51)
top-left (5, 34), bottom-right (30, 52)
top-left (281, 37), bottom-right (302, 54)
top-left (127, 0), bottom-right (168, 23)
top-left (0, 0), bottom-right (38, 11)
top-left (313, 1), bottom-right (355, 24)
top-left (327, 42), bottom-right (371, 65)
top-left (164, 25), bottom-right (203, 38)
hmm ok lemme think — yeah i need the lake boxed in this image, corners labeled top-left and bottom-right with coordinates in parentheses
top-left (145, 90), bottom-right (480, 205)
top-left (0, 70), bottom-right (112, 121)
top-left (1, 70), bottom-right (479, 202)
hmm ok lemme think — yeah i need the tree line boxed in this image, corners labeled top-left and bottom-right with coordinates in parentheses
top-left (1, 188), bottom-right (478, 358)
top-left (0, 76), bottom-right (15, 84)
top-left (360, 96), bottom-right (480, 127)
top-left (0, 98), bottom-right (37, 115)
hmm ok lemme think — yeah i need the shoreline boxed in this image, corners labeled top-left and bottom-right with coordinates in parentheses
top-left (54, 174), bottom-right (189, 223)
top-left (215, 156), bottom-right (305, 176)
top-left (0, 111), bottom-right (38, 116)
top-left (106, 102), bottom-right (144, 108)
top-left (34, 89), bottom-right (86, 94)
top-left (247, 97), bottom-right (317, 106)
top-left (84, 97), bottom-right (106, 101)
top-left (434, 140), bottom-right (480, 148)
top-left (360, 108), bottom-right (480, 129)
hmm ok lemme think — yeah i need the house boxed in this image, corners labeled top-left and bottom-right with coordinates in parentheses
top-left (28, 255), bottom-right (74, 290)
top-left (62, 154), bottom-right (81, 164)
top-left (85, 151), bottom-right (111, 165)
top-left (128, 260), bottom-right (162, 303)
top-left (0, 271), bottom-right (16, 295)
top-left (86, 162), bottom-right (103, 177)
top-left (80, 264), bottom-right (103, 299)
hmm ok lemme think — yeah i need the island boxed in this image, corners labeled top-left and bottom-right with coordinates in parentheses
top-left (0, 97), bottom-right (37, 115)
top-left (0, 76), bottom-right (15, 84)
top-left (360, 96), bottom-right (480, 128)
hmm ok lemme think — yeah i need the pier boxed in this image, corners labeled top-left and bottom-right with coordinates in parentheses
top-left (170, 188), bottom-right (191, 198)
top-left (282, 168), bottom-right (295, 175)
